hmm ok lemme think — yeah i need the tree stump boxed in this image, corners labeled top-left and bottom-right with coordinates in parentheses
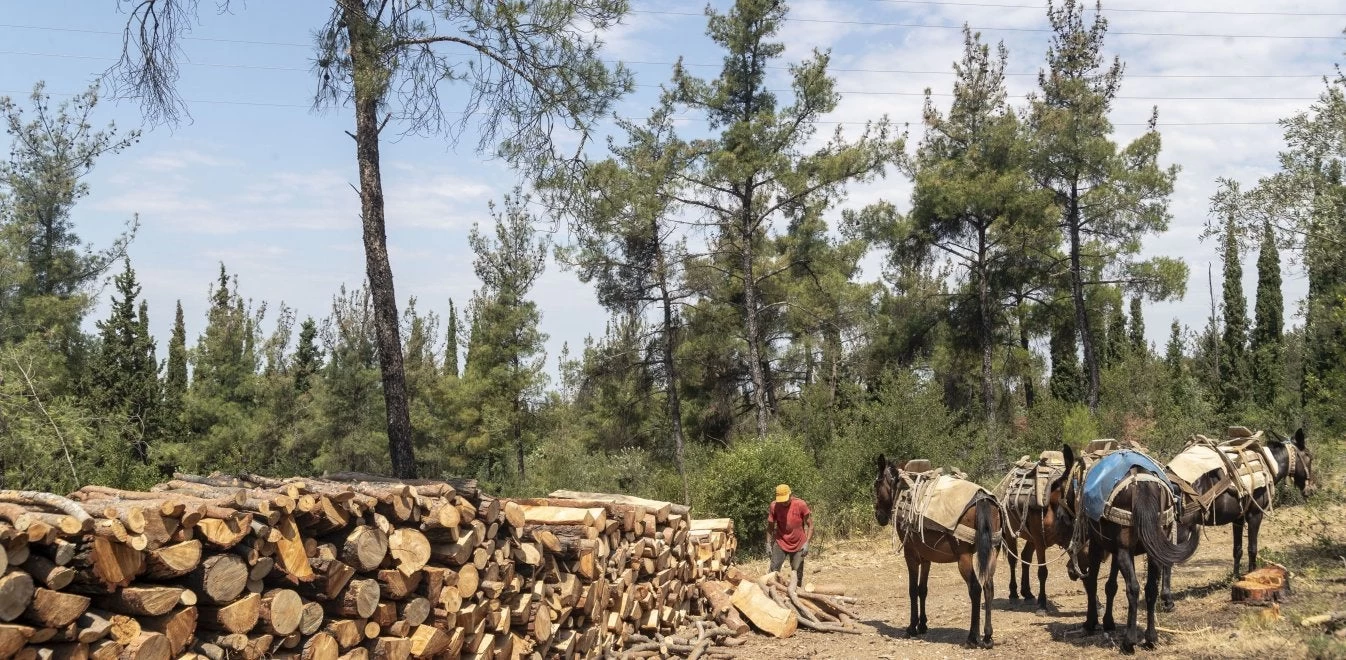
top-left (1232, 563), bottom-right (1290, 604)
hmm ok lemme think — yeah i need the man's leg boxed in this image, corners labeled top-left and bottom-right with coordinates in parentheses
top-left (769, 543), bottom-right (785, 573)
top-left (789, 546), bottom-right (807, 586)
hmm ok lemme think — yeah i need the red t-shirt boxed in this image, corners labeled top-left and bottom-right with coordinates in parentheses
top-left (768, 497), bottom-right (811, 552)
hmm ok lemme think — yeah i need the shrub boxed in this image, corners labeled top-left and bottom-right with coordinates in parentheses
top-left (695, 433), bottom-right (820, 553)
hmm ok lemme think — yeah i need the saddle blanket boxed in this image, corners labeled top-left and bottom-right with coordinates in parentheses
top-left (995, 450), bottom-right (1066, 508)
top-left (1082, 450), bottom-right (1177, 522)
top-left (895, 474), bottom-right (993, 539)
top-left (1168, 441), bottom-right (1273, 494)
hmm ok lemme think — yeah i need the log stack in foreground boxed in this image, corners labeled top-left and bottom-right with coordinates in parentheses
top-left (0, 477), bottom-right (743, 660)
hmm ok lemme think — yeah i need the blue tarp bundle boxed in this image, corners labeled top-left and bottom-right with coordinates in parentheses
top-left (1081, 450), bottom-right (1178, 522)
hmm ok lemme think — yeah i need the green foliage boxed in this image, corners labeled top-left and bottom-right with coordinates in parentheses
top-left (1050, 314), bottom-right (1083, 403)
top-left (1219, 219), bottom-right (1250, 415)
top-left (696, 433), bottom-right (820, 552)
top-left (1251, 222), bottom-right (1284, 410)
top-left (1128, 297), bottom-right (1146, 353)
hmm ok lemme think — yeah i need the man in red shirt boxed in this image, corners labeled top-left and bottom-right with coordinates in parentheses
top-left (766, 483), bottom-right (812, 586)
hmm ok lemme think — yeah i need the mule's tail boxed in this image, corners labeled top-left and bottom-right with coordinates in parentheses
top-left (975, 497), bottom-right (996, 591)
top-left (1135, 480), bottom-right (1200, 568)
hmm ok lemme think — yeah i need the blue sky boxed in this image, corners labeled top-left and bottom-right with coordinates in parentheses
top-left (2, 1), bottom-right (1343, 372)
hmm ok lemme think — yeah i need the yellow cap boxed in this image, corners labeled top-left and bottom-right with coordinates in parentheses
top-left (774, 484), bottom-right (791, 503)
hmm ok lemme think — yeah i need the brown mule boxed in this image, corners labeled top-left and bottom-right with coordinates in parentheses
top-left (874, 454), bottom-right (1000, 649)
top-left (999, 463), bottom-right (1069, 614)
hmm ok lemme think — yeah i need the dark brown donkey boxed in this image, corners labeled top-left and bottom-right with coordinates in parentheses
top-left (999, 462), bottom-right (1068, 614)
top-left (1161, 428), bottom-right (1315, 610)
top-left (874, 455), bottom-right (1001, 649)
top-left (1053, 445), bottom-right (1201, 654)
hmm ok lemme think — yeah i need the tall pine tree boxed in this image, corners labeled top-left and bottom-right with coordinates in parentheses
top-left (88, 259), bottom-right (159, 485)
top-left (1128, 297), bottom-right (1145, 353)
top-left (444, 299), bottom-right (460, 379)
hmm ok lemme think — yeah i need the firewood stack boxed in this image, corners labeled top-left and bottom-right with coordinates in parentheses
top-left (685, 520), bottom-right (735, 580)
top-left (0, 476), bottom-right (738, 660)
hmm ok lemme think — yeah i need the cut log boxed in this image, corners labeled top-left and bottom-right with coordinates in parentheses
top-left (407, 625), bottom-right (447, 658)
top-left (143, 541), bottom-right (201, 581)
top-left (517, 506), bottom-right (604, 528)
top-left (326, 580), bottom-right (379, 619)
top-left (259, 589), bottom-right (303, 636)
top-left (72, 537), bottom-right (143, 590)
top-left (375, 570), bottom-right (420, 601)
top-left (324, 619), bottom-right (365, 649)
top-left (0, 624), bottom-right (35, 657)
top-left (298, 601), bottom-right (325, 636)
top-left (106, 615), bottom-right (141, 644)
top-left (301, 632), bottom-right (338, 660)
top-left (397, 598), bottom-right (430, 628)
top-left (194, 516), bottom-right (252, 549)
top-left (270, 515), bottom-right (313, 581)
top-left (729, 581), bottom-right (796, 638)
top-left (340, 527), bottom-right (387, 573)
top-left (197, 593), bottom-right (261, 634)
top-left (386, 529), bottom-right (428, 577)
top-left (184, 554), bottom-right (247, 606)
top-left (369, 637), bottom-right (409, 660)
top-left (115, 631), bottom-right (168, 660)
top-left (547, 491), bottom-right (684, 520)
top-left (94, 587), bottom-right (185, 617)
top-left (24, 588), bottom-right (92, 629)
top-left (140, 607), bottom-right (196, 656)
top-left (803, 582), bottom-right (847, 597)
top-left (699, 581), bottom-right (748, 636)
top-left (23, 555), bottom-right (76, 590)
top-left (1232, 564), bottom-right (1291, 604)
top-left (0, 571), bottom-right (36, 621)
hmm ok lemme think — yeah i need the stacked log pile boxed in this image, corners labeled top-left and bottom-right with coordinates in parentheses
top-left (0, 476), bottom-right (737, 660)
top-left (685, 520), bottom-right (735, 581)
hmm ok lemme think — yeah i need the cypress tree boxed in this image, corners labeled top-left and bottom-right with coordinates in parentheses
top-left (160, 300), bottom-right (188, 440)
top-left (1105, 298), bottom-right (1128, 367)
top-left (1128, 297), bottom-right (1145, 353)
top-left (1050, 314), bottom-right (1083, 403)
top-left (1250, 222), bottom-right (1283, 408)
top-left (1165, 319), bottom-right (1185, 404)
top-left (1219, 220), bottom-right (1249, 413)
top-left (445, 299), bottom-right (459, 378)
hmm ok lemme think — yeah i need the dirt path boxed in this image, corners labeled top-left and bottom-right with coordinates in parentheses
top-left (725, 496), bottom-right (1346, 659)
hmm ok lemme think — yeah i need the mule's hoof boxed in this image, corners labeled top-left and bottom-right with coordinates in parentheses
top-left (1035, 608), bottom-right (1048, 616)
top-left (980, 637), bottom-right (995, 650)
top-left (1140, 639), bottom-right (1156, 651)
top-left (905, 626), bottom-right (920, 638)
top-left (1103, 620), bottom-right (1116, 633)
top-left (964, 638), bottom-right (980, 650)
top-left (1021, 590), bottom-right (1034, 600)
top-left (1160, 600), bottom-right (1175, 613)
top-left (917, 623), bottom-right (928, 634)
top-left (1083, 623), bottom-right (1097, 636)
top-left (1008, 592), bottom-right (1020, 601)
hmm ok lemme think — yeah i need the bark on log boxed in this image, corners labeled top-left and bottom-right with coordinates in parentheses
top-left (24, 588), bottom-right (91, 628)
top-left (1232, 564), bottom-right (1291, 604)
top-left (339, 527), bottom-right (387, 573)
top-left (94, 587), bottom-right (185, 616)
top-left (0, 624), bottom-right (34, 658)
top-left (140, 607), bottom-right (196, 656)
top-left (301, 632), bottom-right (338, 660)
top-left (326, 580), bottom-right (379, 619)
top-left (729, 581), bottom-right (796, 638)
top-left (116, 632), bottom-right (168, 660)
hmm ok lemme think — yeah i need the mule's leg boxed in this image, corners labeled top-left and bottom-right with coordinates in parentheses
top-left (904, 548), bottom-right (921, 637)
top-left (1035, 537), bottom-right (1050, 614)
top-left (1082, 550), bottom-right (1101, 634)
top-left (1115, 548), bottom-right (1140, 655)
top-left (1247, 507), bottom-right (1264, 574)
top-left (917, 560), bottom-right (932, 634)
top-left (1160, 564), bottom-right (1174, 613)
top-left (1143, 556), bottom-right (1161, 650)
top-left (1231, 520), bottom-right (1244, 578)
top-left (1020, 521), bottom-right (1036, 600)
top-left (960, 552), bottom-right (981, 648)
top-left (1103, 555), bottom-right (1119, 632)
top-left (983, 547), bottom-right (996, 648)
top-left (1006, 530), bottom-right (1020, 601)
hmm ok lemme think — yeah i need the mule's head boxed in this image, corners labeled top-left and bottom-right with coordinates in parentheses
top-left (873, 453), bottom-right (899, 526)
top-left (1290, 428), bottom-right (1315, 498)
top-left (1052, 443), bottom-right (1085, 580)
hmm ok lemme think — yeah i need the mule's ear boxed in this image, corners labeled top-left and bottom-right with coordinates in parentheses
top-left (1294, 428), bottom-right (1306, 450)
top-left (876, 453), bottom-right (887, 474)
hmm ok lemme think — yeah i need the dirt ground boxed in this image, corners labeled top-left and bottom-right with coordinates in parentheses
top-left (724, 489), bottom-right (1346, 659)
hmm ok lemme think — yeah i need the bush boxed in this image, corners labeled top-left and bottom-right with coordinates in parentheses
top-left (694, 433), bottom-right (820, 554)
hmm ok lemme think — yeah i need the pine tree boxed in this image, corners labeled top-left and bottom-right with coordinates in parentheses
top-left (444, 299), bottom-right (459, 379)
top-left (159, 300), bottom-right (188, 442)
top-left (88, 259), bottom-right (159, 483)
top-left (672, 0), bottom-right (903, 437)
top-left (1105, 297), bottom-right (1128, 367)
top-left (1026, 0), bottom-right (1183, 411)
top-left (1165, 319), bottom-right (1185, 404)
top-left (293, 317), bottom-right (322, 394)
top-left (1250, 222), bottom-right (1283, 408)
top-left (1128, 297), bottom-right (1146, 353)
top-left (1219, 219), bottom-right (1249, 413)
top-left (462, 192), bottom-right (549, 482)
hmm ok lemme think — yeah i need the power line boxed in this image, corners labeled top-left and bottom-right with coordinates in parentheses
top-left (2, 49), bottom-right (1331, 91)
top-left (825, 0), bottom-right (1346, 17)
top-left (0, 89), bottom-right (1291, 125)
top-left (629, 82), bottom-right (1319, 101)
top-left (629, 9), bottom-right (1346, 39)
